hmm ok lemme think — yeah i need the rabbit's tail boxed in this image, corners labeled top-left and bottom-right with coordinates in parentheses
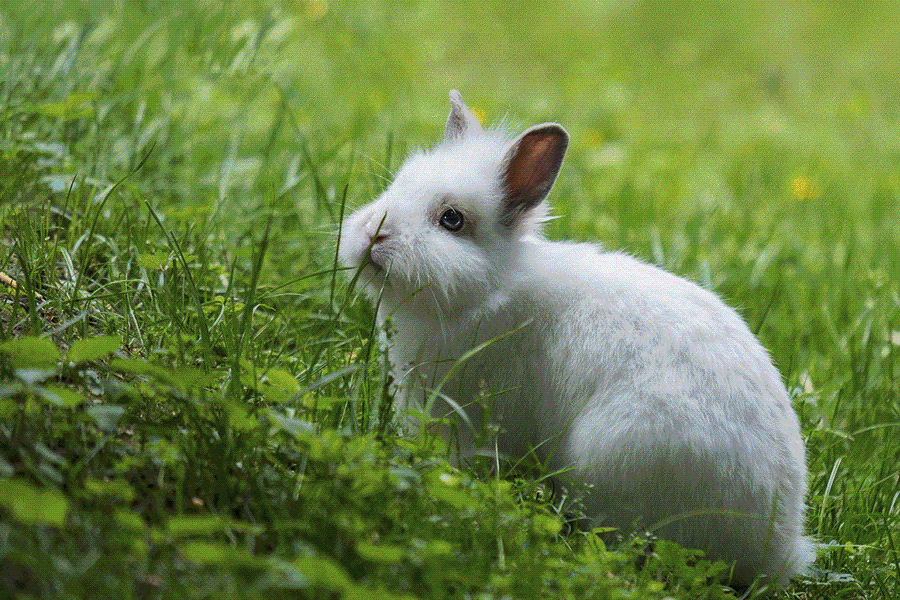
top-left (771, 534), bottom-right (815, 586)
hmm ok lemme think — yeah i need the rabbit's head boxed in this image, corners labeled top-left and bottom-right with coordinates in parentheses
top-left (339, 90), bottom-right (568, 317)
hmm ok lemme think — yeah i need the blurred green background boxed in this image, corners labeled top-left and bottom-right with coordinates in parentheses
top-left (5, 0), bottom-right (899, 249)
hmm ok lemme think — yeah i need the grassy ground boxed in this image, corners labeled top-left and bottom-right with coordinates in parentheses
top-left (1, 1), bottom-right (898, 598)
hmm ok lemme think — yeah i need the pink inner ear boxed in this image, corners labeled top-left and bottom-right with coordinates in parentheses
top-left (507, 136), bottom-right (557, 198)
top-left (501, 126), bottom-right (568, 227)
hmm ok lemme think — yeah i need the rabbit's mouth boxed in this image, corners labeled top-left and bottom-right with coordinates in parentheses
top-left (365, 251), bottom-right (383, 272)
top-left (364, 251), bottom-right (388, 278)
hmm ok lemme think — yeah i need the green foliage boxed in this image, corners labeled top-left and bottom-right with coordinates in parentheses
top-left (0, 478), bottom-right (70, 526)
top-left (0, 334), bottom-right (716, 599)
top-left (1, 1), bottom-right (899, 598)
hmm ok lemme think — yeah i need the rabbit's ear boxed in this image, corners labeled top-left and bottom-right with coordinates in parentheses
top-left (445, 90), bottom-right (482, 141)
top-left (500, 124), bottom-right (569, 227)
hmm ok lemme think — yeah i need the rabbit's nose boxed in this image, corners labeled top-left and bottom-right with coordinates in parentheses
top-left (369, 230), bottom-right (390, 243)
top-left (365, 217), bottom-right (391, 243)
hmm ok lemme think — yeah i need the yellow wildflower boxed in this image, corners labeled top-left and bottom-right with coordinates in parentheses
top-left (790, 176), bottom-right (818, 201)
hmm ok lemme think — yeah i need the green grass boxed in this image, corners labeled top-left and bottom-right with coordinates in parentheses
top-left (1, 0), bottom-right (899, 598)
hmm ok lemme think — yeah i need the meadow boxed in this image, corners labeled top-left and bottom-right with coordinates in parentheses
top-left (1, 1), bottom-right (898, 598)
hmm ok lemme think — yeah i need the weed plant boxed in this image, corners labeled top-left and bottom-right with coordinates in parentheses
top-left (1, 1), bottom-right (898, 598)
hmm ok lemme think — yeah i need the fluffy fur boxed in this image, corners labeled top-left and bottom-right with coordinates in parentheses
top-left (339, 90), bottom-right (814, 587)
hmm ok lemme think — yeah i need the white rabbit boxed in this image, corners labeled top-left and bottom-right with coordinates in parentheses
top-left (339, 90), bottom-right (814, 587)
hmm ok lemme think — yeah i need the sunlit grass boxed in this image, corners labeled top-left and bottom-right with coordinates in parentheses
top-left (1, 1), bottom-right (899, 598)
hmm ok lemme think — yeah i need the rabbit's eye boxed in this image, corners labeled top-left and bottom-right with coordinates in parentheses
top-left (439, 207), bottom-right (465, 232)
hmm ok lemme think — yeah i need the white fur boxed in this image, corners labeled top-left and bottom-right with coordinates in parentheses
top-left (339, 91), bottom-right (813, 587)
